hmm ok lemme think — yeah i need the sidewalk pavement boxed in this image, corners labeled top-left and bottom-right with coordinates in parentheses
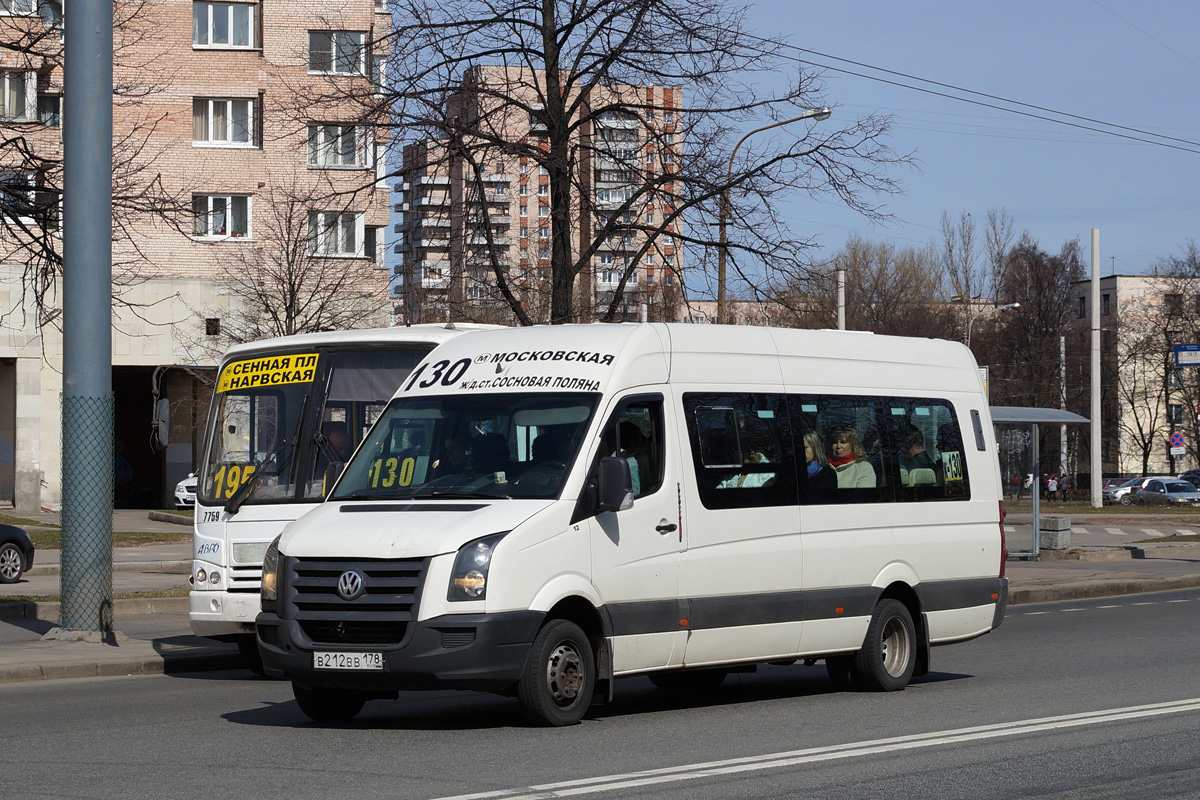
top-left (1, 529), bottom-right (1199, 685)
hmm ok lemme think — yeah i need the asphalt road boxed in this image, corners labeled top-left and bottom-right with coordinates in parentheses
top-left (3, 589), bottom-right (1200, 800)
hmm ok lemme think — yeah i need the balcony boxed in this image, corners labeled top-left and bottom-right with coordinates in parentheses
top-left (415, 176), bottom-right (451, 186)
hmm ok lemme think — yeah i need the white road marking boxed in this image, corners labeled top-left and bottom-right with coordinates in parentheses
top-left (1167, 599), bottom-right (1191, 603)
top-left (1061, 608), bottom-right (1086, 612)
top-left (431, 699), bottom-right (1200, 800)
top-left (1105, 528), bottom-right (1125, 536)
top-left (1022, 611), bottom-right (1051, 616)
top-left (1071, 527), bottom-right (1087, 535)
top-left (1096, 605), bottom-right (1122, 609)
top-left (1133, 602), bottom-right (1156, 606)
top-left (1175, 530), bottom-right (1193, 536)
top-left (1141, 529), bottom-right (1166, 538)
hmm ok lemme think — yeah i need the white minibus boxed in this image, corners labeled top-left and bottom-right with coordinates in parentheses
top-left (256, 324), bottom-right (1007, 725)
top-left (189, 324), bottom-right (494, 669)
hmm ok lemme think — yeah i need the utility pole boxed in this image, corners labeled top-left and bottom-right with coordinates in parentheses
top-left (58, 3), bottom-right (115, 633)
top-left (1090, 229), bottom-right (1101, 509)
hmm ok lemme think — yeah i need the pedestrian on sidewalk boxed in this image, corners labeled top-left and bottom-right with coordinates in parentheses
top-left (1047, 474), bottom-right (1059, 502)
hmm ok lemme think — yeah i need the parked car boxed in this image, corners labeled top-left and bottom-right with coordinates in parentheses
top-left (1105, 476), bottom-right (1158, 505)
top-left (1100, 478), bottom-right (1123, 493)
top-left (174, 473), bottom-right (197, 509)
top-left (0, 524), bottom-right (34, 584)
top-left (1132, 479), bottom-right (1200, 507)
top-left (1179, 470), bottom-right (1200, 490)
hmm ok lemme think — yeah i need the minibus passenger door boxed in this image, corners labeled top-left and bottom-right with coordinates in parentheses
top-left (582, 395), bottom-right (686, 673)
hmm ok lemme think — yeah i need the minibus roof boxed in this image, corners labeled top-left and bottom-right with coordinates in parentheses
top-left (392, 323), bottom-right (983, 400)
top-left (220, 324), bottom-right (500, 363)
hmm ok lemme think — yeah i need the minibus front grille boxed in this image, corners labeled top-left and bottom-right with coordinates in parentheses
top-left (284, 556), bottom-right (429, 646)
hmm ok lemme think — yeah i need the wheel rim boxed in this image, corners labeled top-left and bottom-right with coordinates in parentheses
top-left (0, 546), bottom-right (20, 579)
top-left (880, 616), bottom-right (911, 678)
top-left (544, 641), bottom-right (584, 707)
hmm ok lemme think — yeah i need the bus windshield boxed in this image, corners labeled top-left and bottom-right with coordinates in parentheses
top-left (198, 347), bottom-right (429, 506)
top-left (332, 393), bottom-right (600, 501)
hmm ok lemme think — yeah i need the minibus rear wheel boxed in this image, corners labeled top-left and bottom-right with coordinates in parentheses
top-left (293, 683), bottom-right (366, 723)
top-left (852, 599), bottom-right (916, 691)
top-left (517, 618), bottom-right (595, 726)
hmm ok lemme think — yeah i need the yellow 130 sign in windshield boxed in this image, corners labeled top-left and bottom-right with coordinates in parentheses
top-left (217, 353), bottom-right (319, 393)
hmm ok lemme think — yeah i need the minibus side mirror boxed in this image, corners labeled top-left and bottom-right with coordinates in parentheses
top-left (597, 456), bottom-right (633, 512)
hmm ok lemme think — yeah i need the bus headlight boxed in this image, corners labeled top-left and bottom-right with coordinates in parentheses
top-left (260, 535), bottom-right (282, 607)
top-left (448, 532), bottom-right (508, 602)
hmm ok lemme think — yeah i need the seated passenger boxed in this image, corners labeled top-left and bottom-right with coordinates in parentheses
top-left (900, 425), bottom-right (941, 485)
top-left (802, 430), bottom-right (837, 491)
top-left (473, 432), bottom-right (512, 476)
top-left (827, 425), bottom-right (877, 488)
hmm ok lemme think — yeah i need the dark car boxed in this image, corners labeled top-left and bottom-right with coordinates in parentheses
top-left (1179, 470), bottom-right (1200, 490)
top-left (1132, 479), bottom-right (1200, 507)
top-left (0, 523), bottom-right (34, 583)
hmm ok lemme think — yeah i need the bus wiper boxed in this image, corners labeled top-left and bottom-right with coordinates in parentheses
top-left (226, 395), bottom-right (308, 514)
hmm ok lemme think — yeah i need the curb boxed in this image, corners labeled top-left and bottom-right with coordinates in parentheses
top-left (0, 596), bottom-right (189, 622)
top-left (27, 560), bottom-right (191, 577)
top-left (1009, 574), bottom-right (1200, 605)
top-left (148, 511), bottom-right (193, 526)
top-left (0, 649), bottom-right (244, 684)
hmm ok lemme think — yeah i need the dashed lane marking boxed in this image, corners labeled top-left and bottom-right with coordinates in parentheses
top-left (1141, 529), bottom-right (1166, 538)
top-left (1105, 528), bottom-right (1125, 536)
top-left (430, 700), bottom-right (1200, 800)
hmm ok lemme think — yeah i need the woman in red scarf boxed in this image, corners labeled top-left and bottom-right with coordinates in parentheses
top-left (827, 425), bottom-right (877, 488)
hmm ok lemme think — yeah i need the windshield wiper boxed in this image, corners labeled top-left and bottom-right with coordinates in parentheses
top-left (408, 490), bottom-right (510, 500)
top-left (226, 394), bottom-right (308, 514)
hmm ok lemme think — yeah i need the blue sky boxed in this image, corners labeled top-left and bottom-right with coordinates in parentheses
top-left (747, 0), bottom-right (1200, 276)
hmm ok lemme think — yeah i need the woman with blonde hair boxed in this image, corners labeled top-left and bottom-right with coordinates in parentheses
top-left (826, 425), bottom-right (877, 488)
top-left (802, 430), bottom-right (837, 491)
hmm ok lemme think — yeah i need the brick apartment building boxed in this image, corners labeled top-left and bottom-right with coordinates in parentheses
top-left (394, 65), bottom-right (685, 325)
top-left (0, 0), bottom-right (390, 509)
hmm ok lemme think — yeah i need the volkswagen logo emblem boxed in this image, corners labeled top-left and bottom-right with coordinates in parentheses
top-left (337, 570), bottom-right (364, 601)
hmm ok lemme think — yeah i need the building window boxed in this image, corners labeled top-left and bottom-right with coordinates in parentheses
top-left (539, 226), bottom-right (548, 238)
top-left (371, 55), bottom-right (385, 94)
top-left (308, 211), bottom-right (363, 256)
top-left (664, 111), bottom-right (674, 123)
top-left (307, 124), bottom-right (372, 168)
top-left (519, 183), bottom-right (527, 195)
top-left (1169, 404), bottom-right (1185, 425)
top-left (519, 162), bottom-right (528, 174)
top-left (1077, 296), bottom-right (1086, 319)
top-left (0, 172), bottom-right (33, 220)
top-left (375, 144), bottom-right (387, 186)
top-left (1, 70), bottom-right (33, 119)
top-left (375, 0), bottom-right (387, 10)
top-left (36, 93), bottom-right (59, 126)
top-left (538, 183), bottom-right (548, 196)
top-left (308, 31), bottom-right (367, 75)
top-left (193, 98), bottom-right (256, 146)
top-left (519, 204), bottom-right (527, 216)
top-left (205, 317), bottom-right (221, 336)
top-left (0, 0), bottom-right (35, 14)
top-left (192, 194), bottom-right (250, 238)
top-left (1101, 293), bottom-right (1110, 316)
top-left (519, 226), bottom-right (527, 237)
top-left (1166, 293), bottom-right (1184, 315)
top-left (365, 225), bottom-right (383, 264)
top-left (193, 2), bottom-right (255, 48)
top-left (538, 206), bottom-right (549, 217)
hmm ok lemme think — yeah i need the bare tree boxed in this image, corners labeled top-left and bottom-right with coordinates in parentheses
top-left (775, 234), bottom-right (954, 337)
top-left (939, 210), bottom-right (978, 304)
top-left (0, 1), bottom-right (191, 329)
top-left (293, 0), bottom-right (907, 325)
top-left (189, 183), bottom-right (388, 357)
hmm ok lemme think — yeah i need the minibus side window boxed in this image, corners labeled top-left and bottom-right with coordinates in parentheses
top-left (788, 394), bottom-right (892, 505)
top-left (885, 398), bottom-right (970, 501)
top-left (683, 393), bottom-right (796, 510)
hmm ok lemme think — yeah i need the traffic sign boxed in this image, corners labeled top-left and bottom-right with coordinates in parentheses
top-left (1175, 344), bottom-right (1200, 366)
top-left (1170, 432), bottom-right (1184, 448)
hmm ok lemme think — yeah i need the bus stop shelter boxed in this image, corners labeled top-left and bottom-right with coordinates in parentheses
top-left (990, 406), bottom-right (1091, 558)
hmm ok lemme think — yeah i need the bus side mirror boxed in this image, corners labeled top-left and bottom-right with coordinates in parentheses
top-left (152, 398), bottom-right (170, 450)
top-left (597, 456), bottom-right (633, 512)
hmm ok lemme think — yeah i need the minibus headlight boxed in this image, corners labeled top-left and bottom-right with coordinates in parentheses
top-left (260, 535), bottom-right (282, 605)
top-left (448, 532), bottom-right (508, 602)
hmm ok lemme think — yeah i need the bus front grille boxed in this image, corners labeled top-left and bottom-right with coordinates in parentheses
top-left (284, 556), bottom-right (429, 647)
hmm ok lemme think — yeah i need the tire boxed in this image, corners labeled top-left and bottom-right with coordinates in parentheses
top-left (1120, 494), bottom-right (1132, 506)
top-left (851, 599), bottom-right (917, 692)
top-left (237, 636), bottom-right (267, 677)
top-left (824, 654), bottom-right (858, 691)
top-left (293, 683), bottom-right (366, 723)
top-left (0, 542), bottom-right (23, 584)
top-left (517, 619), bottom-right (595, 727)
top-left (647, 668), bottom-right (727, 691)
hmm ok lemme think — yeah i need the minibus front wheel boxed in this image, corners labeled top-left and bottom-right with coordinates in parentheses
top-left (293, 683), bottom-right (366, 723)
top-left (517, 618), bottom-right (595, 726)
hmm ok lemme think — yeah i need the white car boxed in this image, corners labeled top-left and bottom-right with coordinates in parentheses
top-left (175, 473), bottom-right (198, 509)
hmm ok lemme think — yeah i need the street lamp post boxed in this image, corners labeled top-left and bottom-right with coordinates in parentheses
top-left (966, 302), bottom-right (1020, 348)
top-left (717, 107), bottom-right (831, 325)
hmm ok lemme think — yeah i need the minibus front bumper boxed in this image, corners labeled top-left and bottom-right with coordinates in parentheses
top-left (255, 610), bottom-right (544, 691)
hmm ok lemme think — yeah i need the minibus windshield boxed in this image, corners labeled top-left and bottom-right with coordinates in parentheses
top-left (332, 392), bottom-right (601, 501)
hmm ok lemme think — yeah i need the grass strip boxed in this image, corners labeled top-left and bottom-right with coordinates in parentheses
top-left (28, 530), bottom-right (191, 549)
top-left (0, 587), bottom-right (191, 604)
